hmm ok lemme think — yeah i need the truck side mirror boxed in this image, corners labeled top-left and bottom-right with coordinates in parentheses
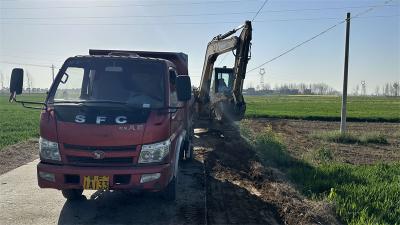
top-left (176, 75), bottom-right (191, 102)
top-left (9, 68), bottom-right (24, 102)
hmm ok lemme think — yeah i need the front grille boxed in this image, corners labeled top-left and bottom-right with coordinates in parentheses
top-left (64, 143), bottom-right (136, 151)
top-left (67, 156), bottom-right (134, 165)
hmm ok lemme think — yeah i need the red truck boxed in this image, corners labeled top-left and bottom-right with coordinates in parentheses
top-left (8, 21), bottom-right (252, 202)
top-left (9, 50), bottom-right (194, 201)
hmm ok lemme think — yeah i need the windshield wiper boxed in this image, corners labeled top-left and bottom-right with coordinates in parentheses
top-left (52, 100), bottom-right (128, 105)
top-left (51, 100), bottom-right (152, 110)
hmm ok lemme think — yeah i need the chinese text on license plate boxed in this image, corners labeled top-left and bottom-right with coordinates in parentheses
top-left (83, 176), bottom-right (109, 190)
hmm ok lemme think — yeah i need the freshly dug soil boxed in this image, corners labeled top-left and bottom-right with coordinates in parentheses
top-left (194, 124), bottom-right (339, 225)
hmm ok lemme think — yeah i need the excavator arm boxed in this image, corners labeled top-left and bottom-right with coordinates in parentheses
top-left (196, 20), bottom-right (252, 121)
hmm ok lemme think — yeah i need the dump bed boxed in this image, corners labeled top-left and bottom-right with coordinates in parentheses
top-left (89, 49), bottom-right (188, 75)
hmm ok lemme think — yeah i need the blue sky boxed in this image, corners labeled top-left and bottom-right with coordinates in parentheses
top-left (0, 0), bottom-right (399, 94)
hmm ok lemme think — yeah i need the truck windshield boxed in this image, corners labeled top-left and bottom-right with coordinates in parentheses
top-left (50, 57), bottom-right (166, 108)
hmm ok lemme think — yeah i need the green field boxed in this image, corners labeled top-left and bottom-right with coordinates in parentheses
top-left (245, 95), bottom-right (400, 122)
top-left (0, 94), bottom-right (45, 149)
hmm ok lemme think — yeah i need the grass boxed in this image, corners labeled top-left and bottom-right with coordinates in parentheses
top-left (0, 93), bottom-right (45, 150)
top-left (311, 130), bottom-right (389, 145)
top-left (245, 95), bottom-right (400, 122)
top-left (310, 146), bottom-right (334, 163)
top-left (240, 121), bottom-right (400, 225)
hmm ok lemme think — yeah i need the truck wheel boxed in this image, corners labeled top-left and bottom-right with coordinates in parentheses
top-left (185, 143), bottom-right (194, 161)
top-left (161, 178), bottom-right (176, 201)
top-left (179, 143), bottom-right (185, 162)
top-left (62, 189), bottom-right (84, 201)
top-left (185, 127), bottom-right (194, 161)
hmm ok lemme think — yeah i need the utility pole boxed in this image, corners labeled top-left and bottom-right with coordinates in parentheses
top-left (51, 64), bottom-right (55, 81)
top-left (340, 12), bottom-right (351, 134)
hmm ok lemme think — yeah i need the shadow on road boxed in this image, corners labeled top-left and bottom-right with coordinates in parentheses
top-left (57, 160), bottom-right (206, 225)
top-left (58, 190), bottom-right (175, 225)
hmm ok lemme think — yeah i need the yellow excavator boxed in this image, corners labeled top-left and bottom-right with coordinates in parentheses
top-left (194, 20), bottom-right (252, 122)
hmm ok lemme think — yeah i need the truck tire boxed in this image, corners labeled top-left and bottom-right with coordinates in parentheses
top-left (62, 189), bottom-right (84, 201)
top-left (161, 178), bottom-right (176, 201)
top-left (185, 127), bottom-right (194, 161)
top-left (185, 143), bottom-right (194, 161)
top-left (179, 143), bottom-right (185, 162)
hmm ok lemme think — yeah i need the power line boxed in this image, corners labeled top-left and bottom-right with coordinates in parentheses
top-left (217, 0), bottom-right (269, 67)
top-left (216, 54), bottom-right (229, 67)
top-left (247, 0), bottom-right (395, 73)
top-left (0, 11), bottom-right (255, 20)
top-left (1, 15), bottom-right (397, 26)
top-left (260, 4), bottom-right (398, 13)
top-left (0, 54), bottom-right (64, 64)
top-left (252, 0), bottom-right (269, 21)
top-left (0, 61), bottom-right (54, 68)
top-left (1, 4), bottom-right (397, 20)
top-left (0, 0), bottom-right (258, 10)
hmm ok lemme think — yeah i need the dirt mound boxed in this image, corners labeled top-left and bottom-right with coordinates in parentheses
top-left (199, 128), bottom-right (339, 225)
top-left (0, 139), bottom-right (39, 175)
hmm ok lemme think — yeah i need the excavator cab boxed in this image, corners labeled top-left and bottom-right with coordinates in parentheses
top-left (213, 67), bottom-right (234, 94)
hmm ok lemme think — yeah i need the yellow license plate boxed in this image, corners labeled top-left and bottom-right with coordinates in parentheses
top-left (83, 176), bottom-right (109, 190)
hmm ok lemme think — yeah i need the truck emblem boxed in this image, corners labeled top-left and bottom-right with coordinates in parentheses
top-left (75, 115), bottom-right (128, 124)
top-left (92, 150), bottom-right (105, 159)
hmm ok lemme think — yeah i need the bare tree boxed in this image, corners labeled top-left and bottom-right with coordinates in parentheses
top-left (352, 84), bottom-right (360, 96)
top-left (384, 83), bottom-right (390, 96)
top-left (25, 71), bottom-right (34, 94)
top-left (0, 71), bottom-right (4, 89)
top-left (374, 85), bottom-right (380, 96)
top-left (246, 82), bottom-right (254, 89)
top-left (393, 82), bottom-right (399, 97)
top-left (4, 74), bottom-right (9, 90)
top-left (272, 83), bottom-right (337, 95)
top-left (264, 83), bottom-right (271, 91)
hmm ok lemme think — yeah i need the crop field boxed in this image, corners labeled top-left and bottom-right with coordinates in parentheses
top-left (0, 94), bottom-right (45, 149)
top-left (245, 95), bottom-right (400, 122)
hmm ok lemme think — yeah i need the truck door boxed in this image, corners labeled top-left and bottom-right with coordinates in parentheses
top-left (169, 69), bottom-right (185, 155)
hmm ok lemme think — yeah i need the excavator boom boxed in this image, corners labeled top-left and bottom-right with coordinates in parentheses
top-left (196, 21), bottom-right (252, 121)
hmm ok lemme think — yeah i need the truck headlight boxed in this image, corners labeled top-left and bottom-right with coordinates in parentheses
top-left (39, 137), bottom-right (61, 161)
top-left (139, 139), bottom-right (170, 163)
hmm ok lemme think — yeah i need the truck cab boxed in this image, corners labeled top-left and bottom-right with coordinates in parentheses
top-left (9, 50), bottom-right (193, 201)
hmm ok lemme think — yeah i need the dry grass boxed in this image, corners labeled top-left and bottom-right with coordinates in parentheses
top-left (311, 131), bottom-right (388, 145)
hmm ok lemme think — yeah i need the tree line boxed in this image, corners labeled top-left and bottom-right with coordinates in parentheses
top-left (247, 81), bottom-right (399, 96)
top-left (247, 82), bottom-right (339, 95)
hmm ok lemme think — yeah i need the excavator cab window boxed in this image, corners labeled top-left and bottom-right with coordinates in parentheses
top-left (214, 67), bottom-right (234, 93)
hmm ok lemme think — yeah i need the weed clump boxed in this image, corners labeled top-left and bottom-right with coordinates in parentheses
top-left (311, 146), bottom-right (334, 163)
top-left (311, 131), bottom-right (388, 145)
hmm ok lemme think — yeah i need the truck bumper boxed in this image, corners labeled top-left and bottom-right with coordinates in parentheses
top-left (37, 162), bottom-right (173, 191)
